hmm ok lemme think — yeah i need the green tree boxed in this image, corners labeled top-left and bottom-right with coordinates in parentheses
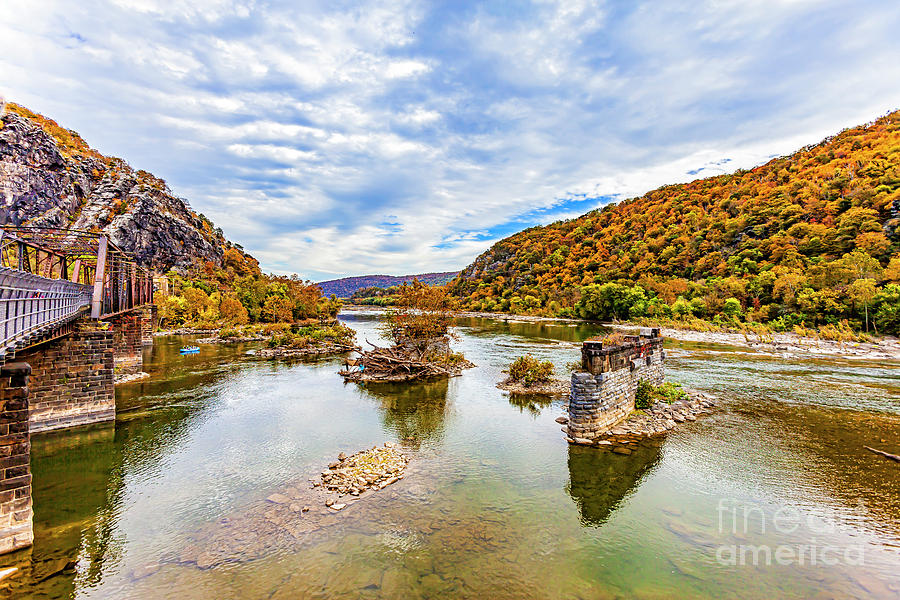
top-left (848, 278), bottom-right (877, 332)
top-left (873, 284), bottom-right (900, 335)
top-left (671, 296), bottom-right (692, 319)
top-left (722, 298), bottom-right (742, 318)
top-left (576, 283), bottom-right (647, 321)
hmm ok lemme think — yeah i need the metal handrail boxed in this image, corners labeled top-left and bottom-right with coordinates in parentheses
top-left (0, 266), bottom-right (92, 359)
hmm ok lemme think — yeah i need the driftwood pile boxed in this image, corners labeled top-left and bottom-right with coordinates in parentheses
top-left (339, 338), bottom-right (472, 382)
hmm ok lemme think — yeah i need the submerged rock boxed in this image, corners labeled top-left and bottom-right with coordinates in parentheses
top-left (131, 563), bottom-right (161, 580)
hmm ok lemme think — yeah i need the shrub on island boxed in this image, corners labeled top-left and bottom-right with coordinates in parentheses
top-left (508, 355), bottom-right (554, 387)
top-left (636, 380), bottom-right (688, 409)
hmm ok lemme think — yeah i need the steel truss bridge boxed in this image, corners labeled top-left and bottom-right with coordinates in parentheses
top-left (0, 227), bottom-right (152, 361)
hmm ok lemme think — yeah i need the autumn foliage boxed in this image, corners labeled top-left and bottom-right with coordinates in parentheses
top-left (381, 280), bottom-right (455, 344)
top-left (450, 111), bottom-right (900, 334)
top-left (155, 249), bottom-right (341, 329)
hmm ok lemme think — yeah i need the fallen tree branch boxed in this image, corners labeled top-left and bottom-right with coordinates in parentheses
top-left (864, 446), bottom-right (900, 463)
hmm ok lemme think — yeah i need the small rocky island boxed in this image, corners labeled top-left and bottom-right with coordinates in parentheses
top-left (315, 443), bottom-right (410, 508)
top-left (496, 354), bottom-right (569, 395)
top-left (340, 281), bottom-right (473, 382)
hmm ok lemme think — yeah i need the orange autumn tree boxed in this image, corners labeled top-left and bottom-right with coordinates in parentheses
top-left (381, 280), bottom-right (455, 344)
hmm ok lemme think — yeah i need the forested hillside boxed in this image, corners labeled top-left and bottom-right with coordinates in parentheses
top-left (449, 111), bottom-right (900, 334)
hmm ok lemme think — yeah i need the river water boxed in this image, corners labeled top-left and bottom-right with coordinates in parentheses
top-left (4, 309), bottom-right (899, 599)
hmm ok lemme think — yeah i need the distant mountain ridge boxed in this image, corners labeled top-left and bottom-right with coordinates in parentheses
top-left (317, 272), bottom-right (459, 297)
top-left (0, 102), bottom-right (250, 271)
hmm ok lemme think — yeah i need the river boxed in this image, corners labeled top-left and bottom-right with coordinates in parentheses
top-left (4, 309), bottom-right (899, 598)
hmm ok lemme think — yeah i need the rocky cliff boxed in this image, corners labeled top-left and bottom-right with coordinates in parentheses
top-left (0, 102), bottom-right (238, 271)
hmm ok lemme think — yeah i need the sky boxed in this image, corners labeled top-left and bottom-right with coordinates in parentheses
top-left (2, 0), bottom-right (900, 281)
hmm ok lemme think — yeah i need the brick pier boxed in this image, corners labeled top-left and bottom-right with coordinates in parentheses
top-left (0, 363), bottom-right (33, 554)
top-left (18, 323), bottom-right (115, 433)
top-left (567, 328), bottom-right (665, 443)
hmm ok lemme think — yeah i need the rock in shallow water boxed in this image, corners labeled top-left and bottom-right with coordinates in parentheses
top-left (131, 563), bottom-right (161, 580)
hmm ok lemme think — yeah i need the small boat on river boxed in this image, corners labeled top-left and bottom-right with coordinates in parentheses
top-left (180, 346), bottom-right (200, 354)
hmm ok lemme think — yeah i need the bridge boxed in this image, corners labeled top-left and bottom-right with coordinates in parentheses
top-left (0, 227), bottom-right (152, 361)
top-left (0, 226), bottom-right (157, 556)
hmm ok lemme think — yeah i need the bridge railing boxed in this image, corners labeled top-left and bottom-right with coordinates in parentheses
top-left (0, 227), bottom-right (153, 358)
top-left (0, 267), bottom-right (92, 359)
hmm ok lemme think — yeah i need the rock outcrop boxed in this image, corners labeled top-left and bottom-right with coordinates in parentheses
top-left (0, 103), bottom-right (238, 271)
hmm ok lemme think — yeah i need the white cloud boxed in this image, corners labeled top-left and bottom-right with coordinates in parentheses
top-left (1, 0), bottom-right (899, 280)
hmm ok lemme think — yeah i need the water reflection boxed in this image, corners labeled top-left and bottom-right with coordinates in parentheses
top-left (566, 442), bottom-right (662, 527)
top-left (362, 379), bottom-right (451, 448)
top-left (507, 393), bottom-right (554, 417)
top-left (5, 426), bottom-right (121, 599)
top-left (451, 315), bottom-right (606, 344)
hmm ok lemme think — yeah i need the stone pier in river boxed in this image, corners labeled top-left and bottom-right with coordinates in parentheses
top-left (567, 328), bottom-right (665, 443)
top-left (0, 307), bottom-right (158, 555)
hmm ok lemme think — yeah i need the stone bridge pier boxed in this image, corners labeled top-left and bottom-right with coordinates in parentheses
top-left (106, 305), bottom-right (157, 375)
top-left (567, 328), bottom-right (665, 444)
top-left (0, 306), bottom-right (156, 554)
top-left (0, 363), bottom-right (32, 554)
top-left (15, 305), bottom-right (155, 433)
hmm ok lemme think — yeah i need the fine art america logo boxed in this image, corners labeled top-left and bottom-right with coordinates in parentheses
top-left (715, 498), bottom-right (866, 567)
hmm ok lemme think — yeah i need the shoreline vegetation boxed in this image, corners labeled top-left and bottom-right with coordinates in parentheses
top-left (150, 248), bottom-right (358, 360)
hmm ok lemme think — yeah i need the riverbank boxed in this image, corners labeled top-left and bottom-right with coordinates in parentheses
top-left (614, 324), bottom-right (900, 361)
top-left (448, 307), bottom-right (900, 361)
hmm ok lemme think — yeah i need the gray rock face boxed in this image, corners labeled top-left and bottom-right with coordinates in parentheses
top-left (0, 110), bottom-right (228, 270)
